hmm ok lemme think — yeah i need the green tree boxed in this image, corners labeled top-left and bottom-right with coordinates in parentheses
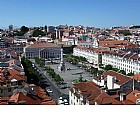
top-left (90, 67), bottom-right (98, 76)
top-left (99, 63), bottom-right (104, 68)
top-left (112, 68), bottom-right (119, 72)
top-left (119, 70), bottom-right (126, 75)
top-left (21, 57), bottom-right (43, 85)
top-left (127, 72), bottom-right (134, 76)
top-left (104, 65), bottom-right (113, 71)
top-left (32, 29), bottom-right (46, 37)
top-left (122, 31), bottom-right (132, 36)
top-left (14, 26), bottom-right (29, 36)
top-left (98, 70), bottom-right (104, 75)
top-left (21, 26), bottom-right (29, 33)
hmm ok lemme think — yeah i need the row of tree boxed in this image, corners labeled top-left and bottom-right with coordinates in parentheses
top-left (64, 54), bottom-right (87, 65)
top-left (21, 57), bottom-right (44, 85)
top-left (12, 26), bottom-right (47, 37)
top-left (99, 64), bottom-right (134, 76)
top-left (44, 66), bottom-right (64, 85)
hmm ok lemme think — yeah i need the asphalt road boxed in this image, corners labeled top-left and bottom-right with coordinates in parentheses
top-left (34, 64), bottom-right (69, 102)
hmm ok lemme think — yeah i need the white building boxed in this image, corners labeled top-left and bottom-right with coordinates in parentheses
top-left (73, 46), bottom-right (103, 64)
top-left (62, 36), bottom-right (78, 46)
top-left (69, 81), bottom-right (122, 105)
top-left (69, 82), bottom-right (101, 105)
top-left (14, 38), bottom-right (28, 44)
top-left (102, 50), bottom-right (140, 74)
top-left (93, 70), bottom-right (133, 92)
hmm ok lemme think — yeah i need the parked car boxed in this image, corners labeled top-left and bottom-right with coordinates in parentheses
top-left (47, 89), bottom-right (53, 93)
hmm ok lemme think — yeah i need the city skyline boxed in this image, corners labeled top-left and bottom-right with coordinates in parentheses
top-left (0, 0), bottom-right (140, 28)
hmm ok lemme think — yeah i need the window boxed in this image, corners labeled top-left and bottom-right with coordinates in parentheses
top-left (0, 89), bottom-right (3, 93)
top-left (8, 88), bottom-right (11, 92)
top-left (11, 82), bottom-right (17, 86)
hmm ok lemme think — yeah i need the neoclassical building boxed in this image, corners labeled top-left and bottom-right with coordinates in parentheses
top-left (24, 42), bottom-right (61, 60)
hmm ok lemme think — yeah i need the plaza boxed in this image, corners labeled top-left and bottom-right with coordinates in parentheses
top-left (45, 61), bottom-right (93, 95)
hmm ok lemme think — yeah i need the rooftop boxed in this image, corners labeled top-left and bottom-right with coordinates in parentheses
top-left (26, 42), bottom-right (60, 49)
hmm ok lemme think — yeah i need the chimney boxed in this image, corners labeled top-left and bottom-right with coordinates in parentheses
top-left (120, 93), bottom-right (126, 101)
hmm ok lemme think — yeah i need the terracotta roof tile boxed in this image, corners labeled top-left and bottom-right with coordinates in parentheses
top-left (103, 70), bottom-right (131, 85)
top-left (126, 89), bottom-right (140, 103)
top-left (26, 42), bottom-right (60, 49)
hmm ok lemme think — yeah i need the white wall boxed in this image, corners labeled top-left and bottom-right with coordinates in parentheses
top-left (107, 75), bottom-right (114, 89)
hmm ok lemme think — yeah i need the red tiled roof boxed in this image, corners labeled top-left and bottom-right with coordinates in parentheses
top-left (9, 92), bottom-right (40, 104)
top-left (121, 100), bottom-right (135, 105)
top-left (0, 68), bottom-right (26, 83)
top-left (132, 74), bottom-right (140, 81)
top-left (126, 89), bottom-right (140, 103)
top-left (75, 46), bottom-right (107, 54)
top-left (99, 40), bottom-right (127, 48)
top-left (94, 92), bottom-right (122, 105)
top-left (103, 70), bottom-right (131, 85)
top-left (26, 42), bottom-right (60, 49)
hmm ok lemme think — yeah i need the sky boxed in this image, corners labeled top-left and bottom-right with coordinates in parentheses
top-left (0, 0), bottom-right (140, 29)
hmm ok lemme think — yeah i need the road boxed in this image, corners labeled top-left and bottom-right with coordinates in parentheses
top-left (34, 64), bottom-right (69, 102)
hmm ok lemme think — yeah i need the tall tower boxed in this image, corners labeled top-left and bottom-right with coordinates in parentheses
top-left (58, 44), bottom-right (65, 72)
top-left (9, 25), bottom-right (13, 31)
top-left (55, 28), bottom-right (58, 39)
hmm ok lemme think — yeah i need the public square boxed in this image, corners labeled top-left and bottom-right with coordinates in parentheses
top-left (46, 61), bottom-right (94, 95)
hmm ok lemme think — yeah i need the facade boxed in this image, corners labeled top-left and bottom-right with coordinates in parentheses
top-left (93, 70), bottom-right (133, 94)
top-left (0, 85), bottom-right (56, 105)
top-left (102, 50), bottom-right (140, 74)
top-left (9, 43), bottom-right (25, 56)
top-left (0, 68), bottom-right (26, 97)
top-left (0, 39), bottom-right (8, 49)
top-left (24, 42), bottom-right (61, 60)
top-left (73, 46), bottom-right (103, 64)
top-left (0, 49), bottom-right (23, 70)
top-left (69, 82), bottom-right (123, 105)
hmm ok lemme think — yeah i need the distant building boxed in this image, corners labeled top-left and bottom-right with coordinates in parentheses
top-left (47, 26), bottom-right (55, 33)
top-left (9, 25), bottom-right (13, 31)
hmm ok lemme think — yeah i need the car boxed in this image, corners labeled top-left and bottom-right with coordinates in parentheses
top-left (58, 100), bottom-right (65, 105)
top-left (64, 102), bottom-right (69, 105)
top-left (64, 99), bottom-right (68, 103)
top-left (47, 89), bottom-right (53, 93)
top-left (59, 97), bottom-right (63, 100)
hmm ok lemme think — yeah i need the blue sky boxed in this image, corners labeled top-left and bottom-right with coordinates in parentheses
top-left (0, 0), bottom-right (140, 28)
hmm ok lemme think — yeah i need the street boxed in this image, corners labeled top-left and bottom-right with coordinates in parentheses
top-left (34, 64), bottom-right (69, 103)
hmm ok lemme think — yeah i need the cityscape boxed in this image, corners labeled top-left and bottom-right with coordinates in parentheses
top-left (0, 0), bottom-right (140, 105)
top-left (0, 24), bottom-right (140, 105)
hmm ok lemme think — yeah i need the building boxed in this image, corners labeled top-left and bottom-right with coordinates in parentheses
top-left (98, 40), bottom-right (127, 50)
top-left (9, 25), bottom-right (13, 31)
top-left (24, 42), bottom-right (61, 60)
top-left (73, 46), bottom-right (104, 64)
top-left (0, 84), bottom-right (56, 105)
top-left (69, 70), bottom-right (138, 105)
top-left (0, 38), bottom-right (8, 49)
top-left (0, 68), bottom-right (26, 97)
top-left (102, 50), bottom-right (140, 74)
top-left (0, 48), bottom-right (24, 71)
top-left (93, 70), bottom-right (134, 94)
top-left (69, 82), bottom-right (123, 105)
top-left (9, 43), bottom-right (25, 56)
